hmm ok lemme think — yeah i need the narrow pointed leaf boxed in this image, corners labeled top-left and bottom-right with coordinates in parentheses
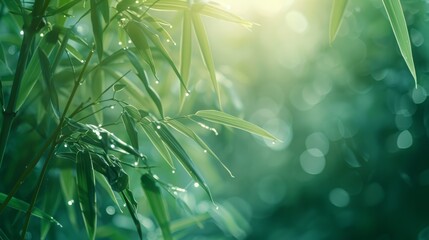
top-left (382, 0), bottom-right (417, 84)
top-left (194, 2), bottom-right (253, 28)
top-left (195, 110), bottom-right (280, 141)
top-left (127, 51), bottom-right (164, 118)
top-left (140, 119), bottom-right (174, 168)
top-left (141, 174), bottom-right (172, 240)
top-left (90, 0), bottom-right (104, 61)
top-left (91, 69), bottom-right (104, 124)
top-left (170, 213), bottom-right (211, 233)
top-left (180, 10), bottom-right (192, 109)
top-left (191, 12), bottom-right (221, 107)
top-left (155, 123), bottom-right (213, 201)
top-left (41, 186), bottom-right (61, 239)
top-left (99, 0), bottom-right (110, 23)
top-left (167, 119), bottom-right (234, 177)
top-left (46, 0), bottom-right (81, 16)
top-left (38, 49), bottom-right (60, 118)
top-left (76, 151), bottom-right (97, 240)
top-left (121, 189), bottom-right (143, 240)
top-left (142, 14), bottom-right (175, 44)
top-left (94, 172), bottom-right (122, 211)
top-left (122, 112), bottom-right (139, 151)
top-left (0, 193), bottom-right (62, 226)
top-left (59, 169), bottom-right (77, 228)
top-left (140, 24), bottom-right (188, 92)
top-left (126, 21), bottom-right (157, 76)
top-left (329, 0), bottom-right (348, 43)
top-left (143, 0), bottom-right (188, 11)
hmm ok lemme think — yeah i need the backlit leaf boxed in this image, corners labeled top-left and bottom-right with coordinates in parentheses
top-left (126, 21), bottom-right (157, 76)
top-left (59, 169), bottom-right (77, 228)
top-left (195, 110), bottom-right (280, 141)
top-left (191, 11), bottom-right (221, 108)
top-left (382, 0), bottom-right (417, 85)
top-left (122, 112), bottom-right (139, 151)
top-left (194, 2), bottom-right (253, 28)
top-left (127, 50), bottom-right (164, 118)
top-left (180, 9), bottom-right (192, 110)
top-left (140, 119), bottom-right (174, 168)
top-left (141, 174), bottom-right (172, 240)
top-left (329, 0), bottom-right (348, 44)
top-left (166, 119), bottom-right (234, 177)
top-left (76, 150), bottom-right (97, 240)
top-left (155, 123), bottom-right (213, 201)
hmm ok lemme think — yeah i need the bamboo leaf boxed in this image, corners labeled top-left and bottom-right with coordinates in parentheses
top-left (121, 189), bottom-right (143, 240)
top-left (127, 50), bottom-right (164, 118)
top-left (141, 174), bottom-right (172, 240)
top-left (124, 105), bottom-right (147, 120)
top-left (59, 169), bottom-right (78, 228)
top-left (41, 185), bottom-right (61, 239)
top-left (180, 10), bottom-right (192, 109)
top-left (90, 0), bottom-right (104, 61)
top-left (113, 83), bottom-right (126, 92)
top-left (155, 123), bottom-right (213, 201)
top-left (99, 0), bottom-right (110, 23)
top-left (140, 119), bottom-right (174, 168)
top-left (76, 150), bottom-right (97, 240)
top-left (126, 21), bottom-right (157, 76)
top-left (142, 14), bottom-right (175, 44)
top-left (166, 119), bottom-right (234, 177)
top-left (382, 0), bottom-right (417, 85)
top-left (122, 112), bottom-right (139, 151)
top-left (94, 172), bottom-right (122, 211)
top-left (143, 0), bottom-right (188, 11)
top-left (194, 2), bottom-right (253, 28)
top-left (92, 69), bottom-right (104, 124)
top-left (0, 193), bottom-right (62, 227)
top-left (195, 110), bottom-right (280, 141)
top-left (170, 213), bottom-right (210, 233)
top-left (191, 12), bottom-right (221, 108)
top-left (46, 0), bottom-right (81, 16)
top-left (329, 0), bottom-right (348, 44)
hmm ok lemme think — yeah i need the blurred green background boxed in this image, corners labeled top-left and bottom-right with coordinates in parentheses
top-left (193, 0), bottom-right (429, 239)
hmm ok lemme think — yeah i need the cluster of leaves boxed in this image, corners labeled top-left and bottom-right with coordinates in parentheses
top-left (0, 0), bottom-right (277, 239)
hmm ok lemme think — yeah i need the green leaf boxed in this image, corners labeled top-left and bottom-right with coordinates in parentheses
top-left (46, 0), bottom-right (81, 16)
top-left (126, 21), bottom-right (157, 76)
top-left (191, 12), bottom-right (221, 108)
top-left (179, 10), bottom-right (192, 110)
top-left (76, 151), bottom-right (97, 240)
top-left (142, 14), bottom-right (175, 44)
top-left (90, 0), bottom-right (104, 61)
top-left (155, 123), bottom-right (213, 201)
top-left (38, 49), bottom-right (60, 119)
top-left (0, 193), bottom-right (62, 227)
top-left (329, 0), bottom-right (348, 44)
top-left (122, 112), bottom-right (139, 151)
top-left (140, 119), bottom-right (174, 168)
top-left (141, 174), bottom-right (172, 240)
top-left (121, 189), bottom-right (143, 240)
top-left (92, 69), bottom-right (104, 124)
top-left (194, 2), bottom-right (253, 28)
top-left (127, 50), bottom-right (164, 118)
top-left (59, 169), bottom-right (78, 228)
top-left (99, 0), bottom-right (110, 23)
top-left (94, 172), bottom-right (122, 211)
top-left (124, 105), bottom-right (146, 120)
top-left (195, 110), bottom-right (280, 141)
top-left (167, 119), bottom-right (234, 177)
top-left (170, 213), bottom-right (210, 233)
top-left (143, 0), bottom-right (188, 11)
top-left (382, 0), bottom-right (417, 85)
top-left (41, 184), bottom-right (62, 239)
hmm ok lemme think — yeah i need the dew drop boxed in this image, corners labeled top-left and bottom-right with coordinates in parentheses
top-left (110, 105), bottom-right (115, 109)
top-left (106, 206), bottom-right (116, 215)
top-left (185, 92), bottom-right (190, 97)
top-left (133, 161), bottom-right (138, 166)
top-left (203, 150), bottom-right (207, 153)
top-left (19, 30), bottom-right (24, 35)
top-left (98, 124), bottom-right (102, 127)
top-left (123, 204), bottom-right (127, 207)
top-left (110, 144), bottom-right (115, 148)
top-left (118, 41), bottom-right (122, 45)
top-left (272, 141), bottom-right (276, 145)
top-left (40, 33), bottom-right (44, 37)
top-left (153, 174), bottom-right (159, 180)
top-left (155, 80), bottom-right (159, 84)
top-left (173, 191), bottom-right (178, 195)
top-left (135, 0), bottom-right (139, 3)
top-left (156, 125), bottom-right (161, 129)
top-left (67, 200), bottom-right (74, 206)
top-left (166, 39), bottom-right (170, 43)
top-left (128, 40), bottom-right (132, 44)
top-left (215, 205), bottom-right (219, 210)
top-left (172, 170), bottom-right (176, 174)
top-left (193, 182), bottom-right (200, 188)
top-left (80, 60), bottom-right (85, 63)
top-left (64, 143), bottom-right (68, 148)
